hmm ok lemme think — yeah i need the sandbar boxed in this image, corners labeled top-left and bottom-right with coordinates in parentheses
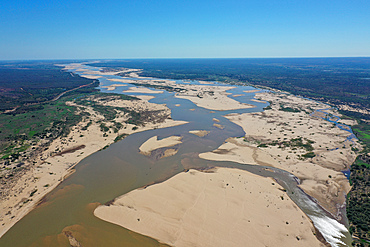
top-left (139, 136), bottom-right (183, 156)
top-left (213, 123), bottom-right (224, 129)
top-left (94, 168), bottom-right (323, 247)
top-left (189, 130), bottom-right (210, 137)
top-left (176, 88), bottom-right (254, 111)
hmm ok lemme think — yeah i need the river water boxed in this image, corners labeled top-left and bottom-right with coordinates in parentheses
top-left (0, 64), bottom-right (352, 247)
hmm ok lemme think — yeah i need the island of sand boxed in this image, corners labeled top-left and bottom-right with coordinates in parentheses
top-left (95, 167), bottom-right (324, 247)
top-left (139, 135), bottom-right (183, 157)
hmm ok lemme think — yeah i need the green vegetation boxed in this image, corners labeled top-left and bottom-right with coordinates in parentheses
top-left (257, 137), bottom-right (314, 153)
top-left (348, 156), bottom-right (370, 246)
top-left (279, 105), bottom-right (301, 113)
top-left (0, 94), bottom-right (86, 163)
top-left (73, 93), bottom-right (163, 128)
top-left (112, 121), bottom-right (123, 133)
top-left (131, 83), bottom-right (186, 93)
top-left (114, 134), bottom-right (128, 143)
top-left (301, 152), bottom-right (316, 159)
top-left (0, 61), bottom-right (97, 112)
top-left (99, 123), bottom-right (109, 132)
top-left (81, 121), bottom-right (92, 131)
top-left (352, 119), bottom-right (370, 150)
top-left (29, 189), bottom-right (37, 197)
top-left (340, 117), bottom-right (370, 246)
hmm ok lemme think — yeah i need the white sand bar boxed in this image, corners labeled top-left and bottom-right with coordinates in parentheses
top-left (176, 92), bottom-right (254, 111)
top-left (95, 168), bottom-right (323, 247)
top-left (139, 136), bottom-right (182, 156)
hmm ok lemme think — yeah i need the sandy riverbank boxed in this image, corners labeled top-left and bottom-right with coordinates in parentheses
top-left (0, 92), bottom-right (187, 238)
top-left (95, 167), bottom-right (324, 247)
top-left (200, 91), bottom-right (360, 217)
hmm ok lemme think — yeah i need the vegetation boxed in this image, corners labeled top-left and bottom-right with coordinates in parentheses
top-left (348, 155), bottom-right (370, 246)
top-left (114, 134), bottom-right (128, 143)
top-left (0, 61), bottom-right (97, 112)
top-left (301, 152), bottom-right (316, 159)
top-left (0, 94), bottom-right (85, 163)
top-left (279, 105), bottom-right (301, 113)
top-left (257, 137), bottom-right (314, 153)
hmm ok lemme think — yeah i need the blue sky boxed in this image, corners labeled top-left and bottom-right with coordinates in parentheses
top-left (1, 0), bottom-right (369, 59)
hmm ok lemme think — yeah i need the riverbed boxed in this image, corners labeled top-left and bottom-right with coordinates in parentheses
top-left (0, 63), bottom-right (352, 247)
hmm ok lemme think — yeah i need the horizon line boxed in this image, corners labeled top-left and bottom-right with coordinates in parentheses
top-left (1, 56), bottom-right (370, 62)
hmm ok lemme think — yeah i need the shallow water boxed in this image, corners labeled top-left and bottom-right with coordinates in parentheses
top-left (0, 64), bottom-right (352, 247)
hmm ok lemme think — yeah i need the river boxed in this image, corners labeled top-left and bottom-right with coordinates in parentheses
top-left (0, 63), bottom-right (352, 247)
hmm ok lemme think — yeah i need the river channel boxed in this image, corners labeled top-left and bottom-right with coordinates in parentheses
top-left (0, 64), bottom-right (352, 247)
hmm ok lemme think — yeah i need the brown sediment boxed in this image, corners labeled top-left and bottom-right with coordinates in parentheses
top-left (149, 147), bottom-right (179, 160)
top-left (189, 130), bottom-right (210, 137)
top-left (63, 231), bottom-right (82, 247)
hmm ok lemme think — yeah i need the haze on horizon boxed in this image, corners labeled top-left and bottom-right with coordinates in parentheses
top-left (1, 0), bottom-right (369, 60)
